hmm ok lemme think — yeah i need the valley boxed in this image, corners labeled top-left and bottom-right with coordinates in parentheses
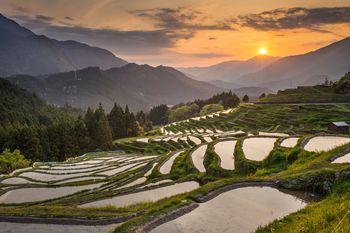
top-left (1, 3), bottom-right (350, 233)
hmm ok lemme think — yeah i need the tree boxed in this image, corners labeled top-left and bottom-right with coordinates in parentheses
top-left (86, 104), bottom-right (113, 150)
top-left (124, 105), bottom-right (139, 137)
top-left (0, 149), bottom-right (31, 174)
top-left (73, 116), bottom-right (91, 152)
top-left (108, 103), bottom-right (125, 139)
top-left (242, 95), bottom-right (250, 102)
top-left (194, 91), bottom-right (240, 109)
top-left (199, 104), bottom-right (224, 116)
top-left (259, 93), bottom-right (266, 99)
top-left (169, 103), bottom-right (199, 122)
top-left (148, 104), bottom-right (169, 125)
top-left (136, 110), bottom-right (152, 132)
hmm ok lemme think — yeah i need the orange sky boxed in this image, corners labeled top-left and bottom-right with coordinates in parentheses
top-left (1, 0), bottom-right (350, 67)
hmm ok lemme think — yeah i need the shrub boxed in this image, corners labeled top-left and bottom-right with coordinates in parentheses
top-left (199, 104), bottom-right (224, 116)
top-left (0, 149), bottom-right (31, 174)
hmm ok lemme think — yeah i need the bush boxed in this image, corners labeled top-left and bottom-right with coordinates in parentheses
top-left (169, 104), bottom-right (199, 122)
top-left (199, 104), bottom-right (224, 116)
top-left (0, 149), bottom-right (31, 174)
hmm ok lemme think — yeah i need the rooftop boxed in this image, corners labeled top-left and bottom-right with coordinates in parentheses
top-left (332, 122), bottom-right (349, 127)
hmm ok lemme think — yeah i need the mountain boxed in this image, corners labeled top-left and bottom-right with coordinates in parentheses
top-left (7, 64), bottom-right (223, 111)
top-left (0, 14), bottom-right (127, 77)
top-left (178, 55), bottom-right (279, 82)
top-left (0, 78), bottom-right (80, 127)
top-left (209, 80), bottom-right (272, 98)
top-left (237, 37), bottom-right (350, 91)
top-left (258, 73), bottom-right (350, 103)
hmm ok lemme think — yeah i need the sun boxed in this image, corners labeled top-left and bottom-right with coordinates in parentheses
top-left (258, 47), bottom-right (268, 55)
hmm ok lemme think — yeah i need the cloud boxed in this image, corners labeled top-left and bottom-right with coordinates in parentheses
top-left (35, 14), bottom-right (54, 22)
top-left (237, 7), bottom-right (350, 33)
top-left (188, 52), bottom-right (231, 58)
top-left (10, 12), bottom-right (190, 55)
top-left (9, 7), bottom-right (232, 57)
top-left (131, 7), bottom-right (234, 31)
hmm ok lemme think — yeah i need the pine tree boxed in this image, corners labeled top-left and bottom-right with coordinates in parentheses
top-left (108, 103), bottom-right (125, 139)
top-left (149, 104), bottom-right (169, 125)
top-left (242, 95), bottom-right (250, 102)
top-left (93, 104), bottom-right (113, 150)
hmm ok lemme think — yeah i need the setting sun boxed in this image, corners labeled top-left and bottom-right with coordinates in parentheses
top-left (258, 47), bottom-right (268, 55)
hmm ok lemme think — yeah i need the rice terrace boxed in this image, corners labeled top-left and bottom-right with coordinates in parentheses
top-left (1, 1), bottom-right (350, 233)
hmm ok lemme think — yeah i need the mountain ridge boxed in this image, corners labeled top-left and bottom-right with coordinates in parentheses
top-left (7, 64), bottom-right (223, 111)
top-left (237, 37), bottom-right (350, 90)
top-left (0, 13), bottom-right (127, 77)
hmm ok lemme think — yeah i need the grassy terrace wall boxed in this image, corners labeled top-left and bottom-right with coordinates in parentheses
top-left (260, 85), bottom-right (350, 103)
top-left (168, 104), bottom-right (350, 134)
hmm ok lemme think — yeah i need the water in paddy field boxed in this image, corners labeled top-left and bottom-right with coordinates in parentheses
top-left (151, 186), bottom-right (307, 233)
top-left (214, 140), bottom-right (236, 170)
top-left (159, 150), bottom-right (184, 174)
top-left (0, 222), bottom-right (120, 233)
top-left (304, 136), bottom-right (350, 152)
top-left (332, 153), bottom-right (350, 163)
top-left (242, 137), bottom-right (277, 161)
top-left (280, 137), bottom-right (299, 148)
top-left (80, 181), bottom-right (200, 208)
top-left (191, 145), bottom-right (208, 172)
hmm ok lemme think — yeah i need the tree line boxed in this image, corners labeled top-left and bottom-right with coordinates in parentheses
top-left (147, 91), bottom-right (241, 124)
top-left (0, 103), bottom-right (151, 162)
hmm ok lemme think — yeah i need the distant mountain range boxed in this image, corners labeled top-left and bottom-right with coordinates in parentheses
top-left (237, 37), bottom-right (350, 90)
top-left (178, 55), bottom-right (279, 82)
top-left (0, 14), bottom-right (127, 77)
top-left (8, 64), bottom-right (222, 111)
top-left (179, 37), bottom-right (350, 91)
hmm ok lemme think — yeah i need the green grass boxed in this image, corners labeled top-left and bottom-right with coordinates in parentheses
top-left (256, 181), bottom-right (350, 233)
top-left (260, 85), bottom-right (349, 103)
top-left (169, 104), bottom-right (350, 134)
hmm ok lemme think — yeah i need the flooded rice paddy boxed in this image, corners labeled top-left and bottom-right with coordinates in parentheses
top-left (243, 137), bottom-right (277, 161)
top-left (151, 186), bottom-right (306, 233)
top-left (159, 151), bottom-right (184, 174)
top-left (281, 137), bottom-right (299, 148)
top-left (188, 136), bottom-right (201, 145)
top-left (213, 140), bottom-right (236, 170)
top-left (304, 136), bottom-right (350, 152)
top-left (0, 183), bottom-right (101, 204)
top-left (191, 145), bottom-right (208, 172)
top-left (0, 222), bottom-right (120, 233)
top-left (332, 153), bottom-right (350, 163)
top-left (81, 181), bottom-right (199, 208)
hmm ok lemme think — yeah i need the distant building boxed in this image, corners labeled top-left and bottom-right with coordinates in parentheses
top-left (328, 122), bottom-right (349, 133)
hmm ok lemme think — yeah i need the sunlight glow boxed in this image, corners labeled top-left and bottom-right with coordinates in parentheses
top-left (258, 47), bottom-right (268, 55)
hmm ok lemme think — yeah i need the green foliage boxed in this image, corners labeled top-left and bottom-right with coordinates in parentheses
top-left (169, 103), bottom-right (199, 122)
top-left (234, 138), bottom-right (260, 174)
top-left (148, 104), bottom-right (169, 125)
top-left (242, 94), bottom-right (249, 102)
top-left (199, 104), bottom-right (224, 116)
top-left (336, 72), bottom-right (350, 94)
top-left (261, 84), bottom-right (349, 103)
top-left (194, 91), bottom-right (240, 109)
top-left (85, 104), bottom-right (113, 150)
top-left (0, 149), bottom-right (31, 174)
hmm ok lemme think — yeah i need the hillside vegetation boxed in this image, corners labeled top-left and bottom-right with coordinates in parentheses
top-left (259, 73), bottom-right (350, 103)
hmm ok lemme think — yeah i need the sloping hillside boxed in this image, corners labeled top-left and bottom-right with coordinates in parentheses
top-left (0, 78), bottom-right (79, 126)
top-left (7, 64), bottom-right (223, 111)
top-left (0, 14), bottom-right (127, 77)
top-left (259, 74), bottom-right (350, 103)
top-left (237, 37), bottom-right (350, 90)
top-left (178, 55), bottom-right (279, 82)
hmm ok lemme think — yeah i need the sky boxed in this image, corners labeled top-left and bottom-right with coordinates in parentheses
top-left (1, 0), bottom-right (350, 67)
